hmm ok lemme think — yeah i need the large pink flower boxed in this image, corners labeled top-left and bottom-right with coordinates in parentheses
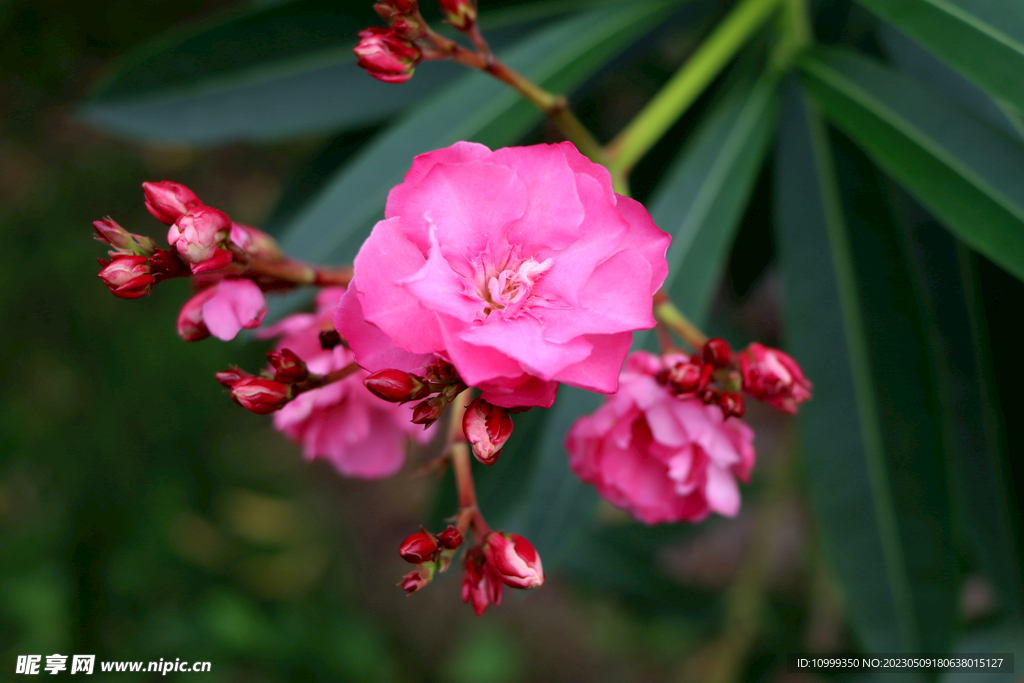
top-left (335, 142), bottom-right (670, 409)
top-left (261, 288), bottom-right (433, 479)
top-left (565, 351), bottom-right (756, 525)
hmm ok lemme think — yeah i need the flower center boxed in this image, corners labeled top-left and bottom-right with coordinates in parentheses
top-left (478, 256), bottom-right (553, 320)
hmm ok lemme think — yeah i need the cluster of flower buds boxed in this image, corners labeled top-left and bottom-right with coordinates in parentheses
top-left (94, 217), bottom-right (189, 299)
top-left (461, 532), bottom-right (544, 616)
top-left (363, 359), bottom-right (467, 427)
top-left (656, 337), bottom-right (811, 418)
top-left (397, 525), bottom-right (465, 594)
top-left (216, 347), bottom-right (341, 415)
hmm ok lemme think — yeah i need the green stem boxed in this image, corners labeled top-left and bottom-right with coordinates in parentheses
top-left (606, 0), bottom-right (781, 175)
top-left (653, 291), bottom-right (708, 350)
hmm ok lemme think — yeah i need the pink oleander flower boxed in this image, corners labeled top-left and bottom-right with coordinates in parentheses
top-left (260, 288), bottom-right (433, 479)
top-left (565, 351), bottom-right (756, 525)
top-left (178, 278), bottom-right (268, 342)
top-left (739, 342), bottom-right (812, 415)
top-left (335, 142), bottom-right (670, 409)
top-left (353, 27), bottom-right (421, 84)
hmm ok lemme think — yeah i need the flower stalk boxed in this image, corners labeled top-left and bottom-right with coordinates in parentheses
top-left (654, 290), bottom-right (709, 350)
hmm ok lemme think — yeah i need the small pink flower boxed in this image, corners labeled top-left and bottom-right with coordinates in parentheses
top-left (167, 206), bottom-right (232, 268)
top-left (259, 288), bottom-right (433, 479)
top-left (565, 351), bottom-right (756, 525)
top-left (739, 343), bottom-right (812, 414)
top-left (335, 142), bottom-right (670, 409)
top-left (353, 27), bottom-right (421, 83)
top-left (197, 279), bottom-right (268, 341)
top-left (485, 532), bottom-right (544, 589)
top-left (143, 180), bottom-right (202, 225)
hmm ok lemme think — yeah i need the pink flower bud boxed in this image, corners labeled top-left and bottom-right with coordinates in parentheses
top-left (143, 180), bottom-right (202, 225)
top-left (353, 27), bottom-right (421, 84)
top-left (177, 287), bottom-right (218, 341)
top-left (436, 525), bottom-right (464, 550)
top-left (215, 367), bottom-right (252, 388)
top-left (399, 567), bottom-right (431, 594)
top-left (439, 0), bottom-right (476, 29)
top-left (364, 369), bottom-right (429, 403)
top-left (230, 222), bottom-right (283, 261)
top-left (739, 343), bottom-right (812, 415)
top-left (267, 348), bottom-right (308, 383)
top-left (461, 548), bottom-right (502, 616)
top-left (97, 255), bottom-right (155, 299)
top-left (93, 218), bottom-right (157, 255)
top-left (702, 337), bottom-right (732, 369)
top-left (399, 530), bottom-right (439, 564)
top-left (230, 377), bottom-right (291, 415)
top-left (485, 532), bottom-right (544, 589)
top-left (167, 206), bottom-right (231, 266)
top-left (719, 391), bottom-right (745, 419)
top-left (463, 398), bottom-right (513, 465)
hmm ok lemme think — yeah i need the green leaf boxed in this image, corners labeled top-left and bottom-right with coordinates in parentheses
top-left (775, 83), bottom-right (959, 654)
top-left (273, 1), bottom-right (674, 268)
top-left (797, 48), bottom-right (1024, 283)
top-left (644, 69), bottom-right (781, 331)
top-left (853, 0), bottom-right (1024, 114)
top-left (78, 0), bottom-right (625, 143)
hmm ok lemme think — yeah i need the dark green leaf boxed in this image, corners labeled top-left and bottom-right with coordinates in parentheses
top-left (797, 48), bottom-right (1024, 283)
top-left (854, 0), bottom-right (1024, 114)
top-left (776, 83), bottom-right (958, 654)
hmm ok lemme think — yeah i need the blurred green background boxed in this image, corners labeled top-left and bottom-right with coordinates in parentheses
top-left (2, 0), bottom-right (1023, 681)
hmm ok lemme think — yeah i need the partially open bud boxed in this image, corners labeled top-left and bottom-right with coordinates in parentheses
top-left (215, 366), bottom-right (253, 388)
top-left (463, 398), bottom-right (513, 465)
top-left (167, 206), bottom-right (231, 266)
top-left (461, 548), bottom-right (502, 616)
top-left (739, 343), bottom-right (812, 415)
top-left (702, 337), bottom-right (732, 369)
top-left (230, 377), bottom-right (291, 415)
top-left (353, 27), bottom-right (421, 84)
top-left (177, 287), bottom-right (218, 341)
top-left (399, 530), bottom-right (439, 564)
top-left (267, 348), bottom-right (308, 383)
top-left (439, 0), bottom-right (476, 29)
top-left (399, 565), bottom-right (434, 594)
top-left (485, 532), bottom-right (544, 589)
top-left (98, 255), bottom-right (155, 299)
top-left (364, 369), bottom-right (429, 403)
top-left (436, 525), bottom-right (464, 550)
top-left (143, 180), bottom-right (202, 225)
top-left (719, 391), bottom-right (745, 419)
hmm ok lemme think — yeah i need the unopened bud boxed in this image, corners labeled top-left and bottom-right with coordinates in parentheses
top-left (399, 566), bottom-right (433, 594)
top-left (93, 218), bottom-right (157, 256)
top-left (463, 398), bottom-right (513, 465)
top-left (354, 27), bottom-right (421, 84)
top-left (719, 391), bottom-right (745, 419)
top-left (411, 395), bottom-right (447, 427)
top-left (439, 0), bottom-right (476, 29)
top-left (267, 348), bottom-right (309, 383)
top-left (665, 361), bottom-right (703, 395)
top-left (437, 525), bottom-right (464, 550)
top-left (399, 530), bottom-right (439, 564)
top-left (216, 367), bottom-right (253, 388)
top-left (98, 255), bottom-right (155, 299)
top-left (462, 548), bottom-right (502, 616)
top-left (739, 343), bottom-right (812, 415)
top-left (364, 369), bottom-right (429, 403)
top-left (167, 206), bottom-right (231, 266)
top-left (231, 377), bottom-right (291, 414)
top-left (485, 532), bottom-right (544, 589)
top-left (702, 337), bottom-right (732, 369)
top-left (177, 287), bottom-right (217, 341)
top-left (143, 180), bottom-right (202, 225)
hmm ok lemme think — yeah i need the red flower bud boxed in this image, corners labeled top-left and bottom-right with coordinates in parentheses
top-left (399, 530), bottom-right (439, 564)
top-left (399, 568), bottom-right (431, 594)
top-left (462, 398), bottom-right (513, 465)
top-left (93, 218), bottom-right (157, 255)
top-left (98, 255), bottom-right (154, 299)
top-left (436, 525), bottom-right (464, 550)
top-left (364, 369), bottom-right (429, 403)
top-left (143, 180), bottom-right (202, 225)
top-left (411, 396), bottom-right (447, 427)
top-left (485, 532), bottom-right (544, 589)
top-left (719, 391), bottom-right (745, 419)
top-left (267, 348), bottom-right (309, 383)
top-left (461, 548), bottom-right (502, 616)
top-left (177, 287), bottom-right (217, 341)
top-left (739, 343), bottom-right (812, 415)
top-left (702, 337), bottom-right (732, 369)
top-left (230, 377), bottom-right (291, 415)
top-left (215, 367), bottom-right (253, 388)
top-left (439, 0), bottom-right (476, 29)
top-left (353, 27), bottom-right (421, 84)
top-left (665, 361), bottom-right (703, 395)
